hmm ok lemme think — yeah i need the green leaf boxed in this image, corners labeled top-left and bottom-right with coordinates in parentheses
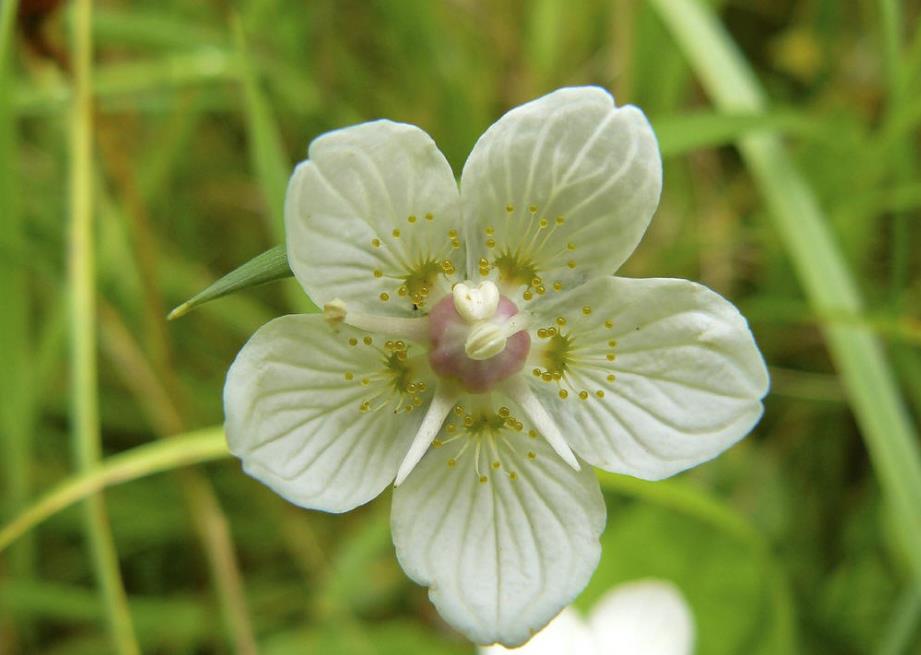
top-left (167, 244), bottom-right (293, 320)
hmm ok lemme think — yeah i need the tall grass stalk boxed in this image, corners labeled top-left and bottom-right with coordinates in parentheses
top-left (68, 0), bottom-right (140, 652)
top-left (650, 0), bottom-right (921, 589)
top-left (0, 0), bottom-right (36, 603)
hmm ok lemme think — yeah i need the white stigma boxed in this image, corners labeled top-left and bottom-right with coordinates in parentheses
top-left (452, 280), bottom-right (500, 323)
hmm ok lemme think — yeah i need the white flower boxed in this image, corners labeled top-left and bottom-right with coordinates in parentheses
top-left (480, 579), bottom-right (695, 655)
top-left (224, 86), bottom-right (769, 646)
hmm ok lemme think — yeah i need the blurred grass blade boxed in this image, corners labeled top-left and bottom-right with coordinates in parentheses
top-left (0, 0), bottom-right (37, 587)
top-left (652, 110), bottom-right (810, 158)
top-left (650, 0), bottom-right (921, 588)
top-left (0, 427), bottom-right (229, 553)
top-left (167, 244), bottom-right (291, 319)
top-left (231, 13), bottom-right (288, 242)
top-left (68, 1), bottom-right (140, 652)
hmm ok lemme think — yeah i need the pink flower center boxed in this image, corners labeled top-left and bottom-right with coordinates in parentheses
top-left (427, 293), bottom-right (530, 393)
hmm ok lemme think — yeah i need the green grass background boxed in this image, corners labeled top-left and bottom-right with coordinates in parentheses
top-left (1, 0), bottom-right (920, 653)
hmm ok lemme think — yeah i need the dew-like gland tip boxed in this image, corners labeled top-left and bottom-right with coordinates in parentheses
top-left (323, 299), bottom-right (348, 324)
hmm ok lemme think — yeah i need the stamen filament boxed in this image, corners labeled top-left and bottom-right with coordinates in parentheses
top-left (394, 384), bottom-right (458, 486)
top-left (503, 378), bottom-right (580, 471)
top-left (325, 299), bottom-right (430, 342)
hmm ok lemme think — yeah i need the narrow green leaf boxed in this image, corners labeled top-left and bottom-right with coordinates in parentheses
top-left (0, 426), bottom-right (229, 553)
top-left (167, 244), bottom-right (292, 320)
top-left (650, 0), bottom-right (921, 589)
top-left (652, 110), bottom-right (811, 158)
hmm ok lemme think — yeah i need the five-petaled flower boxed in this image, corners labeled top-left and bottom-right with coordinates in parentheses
top-left (224, 86), bottom-right (769, 647)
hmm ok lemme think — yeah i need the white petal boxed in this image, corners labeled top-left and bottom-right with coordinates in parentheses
top-left (391, 413), bottom-right (606, 647)
top-left (588, 580), bottom-right (695, 655)
top-left (460, 86), bottom-right (661, 298)
top-left (479, 608), bottom-right (595, 655)
top-left (285, 120), bottom-right (462, 316)
top-left (224, 314), bottom-right (431, 513)
top-left (527, 276), bottom-right (769, 480)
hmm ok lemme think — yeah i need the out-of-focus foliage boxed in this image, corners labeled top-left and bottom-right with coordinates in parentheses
top-left (1, 0), bottom-right (920, 653)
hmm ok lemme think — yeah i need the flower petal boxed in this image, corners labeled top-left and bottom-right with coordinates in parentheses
top-left (460, 86), bottom-right (660, 300)
top-left (479, 608), bottom-right (595, 655)
top-left (224, 314), bottom-right (433, 513)
top-left (527, 276), bottom-right (769, 480)
top-left (391, 406), bottom-right (605, 647)
top-left (285, 120), bottom-right (462, 316)
top-left (588, 580), bottom-right (695, 655)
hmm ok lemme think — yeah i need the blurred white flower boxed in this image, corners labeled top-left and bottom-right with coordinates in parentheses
top-left (480, 580), bottom-right (695, 655)
top-left (224, 86), bottom-right (768, 646)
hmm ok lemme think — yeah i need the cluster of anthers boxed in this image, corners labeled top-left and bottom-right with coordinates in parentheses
top-left (323, 197), bottom-right (625, 487)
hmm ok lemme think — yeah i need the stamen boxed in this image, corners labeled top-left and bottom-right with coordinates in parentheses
top-left (393, 385), bottom-right (458, 486)
top-left (324, 299), bottom-right (429, 342)
top-left (503, 378), bottom-right (580, 471)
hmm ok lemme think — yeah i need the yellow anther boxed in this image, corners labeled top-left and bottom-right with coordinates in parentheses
top-left (567, 260), bottom-right (577, 269)
top-left (555, 216), bottom-right (565, 225)
top-left (528, 205), bottom-right (538, 214)
top-left (559, 389), bottom-right (568, 399)
top-left (448, 228), bottom-right (458, 238)
top-left (508, 472), bottom-right (518, 481)
top-left (607, 353), bottom-right (616, 361)
top-left (556, 316), bottom-right (566, 326)
top-left (537, 328), bottom-right (548, 339)
top-left (372, 238), bottom-right (381, 248)
top-left (523, 290), bottom-right (533, 301)
top-left (539, 218), bottom-right (548, 228)
top-left (604, 319), bottom-right (614, 329)
top-left (363, 336), bottom-right (373, 345)
top-left (607, 374), bottom-right (616, 382)
top-left (485, 226), bottom-right (495, 235)
top-left (608, 339), bottom-right (617, 347)
top-left (578, 391), bottom-right (589, 400)
top-left (360, 401), bottom-right (370, 412)
top-left (595, 390), bottom-right (605, 398)
top-left (486, 238), bottom-right (496, 248)
top-left (392, 229), bottom-right (400, 238)
top-left (348, 337), bottom-right (358, 346)
top-left (448, 458), bottom-right (457, 468)
top-left (498, 406), bottom-right (511, 418)
top-left (506, 204), bottom-right (514, 213)
top-left (380, 292), bottom-right (390, 301)
top-left (398, 285), bottom-right (408, 296)
top-left (344, 372), bottom-right (353, 381)
top-left (582, 305), bottom-right (592, 315)
top-left (536, 286), bottom-right (545, 294)
top-left (464, 415), bottom-right (474, 427)
top-left (425, 212), bottom-right (434, 221)
top-left (408, 215), bottom-right (417, 223)
top-left (491, 461), bottom-right (501, 470)
top-left (432, 439), bottom-right (442, 448)
top-left (528, 430), bottom-right (537, 439)
top-left (567, 242), bottom-right (576, 250)
top-left (479, 475), bottom-right (488, 483)
top-left (373, 269), bottom-right (383, 278)
top-left (446, 423), bottom-right (456, 433)
top-left (527, 451), bottom-right (536, 460)
top-left (541, 372), bottom-right (553, 382)
top-left (553, 281), bottom-right (562, 291)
